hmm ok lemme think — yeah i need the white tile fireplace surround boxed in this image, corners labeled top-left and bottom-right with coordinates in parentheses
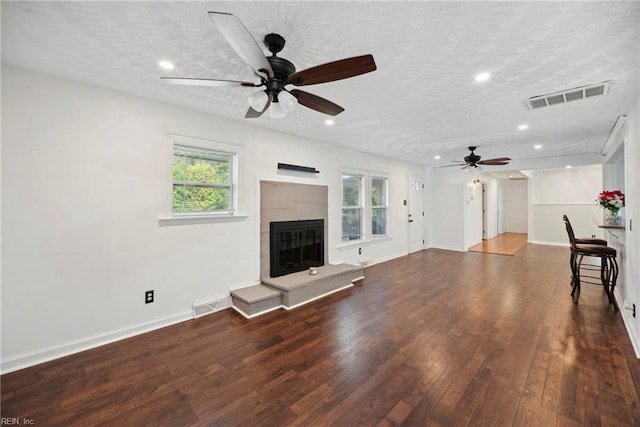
top-left (260, 181), bottom-right (329, 279)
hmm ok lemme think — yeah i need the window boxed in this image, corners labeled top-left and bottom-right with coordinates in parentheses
top-left (171, 139), bottom-right (239, 216)
top-left (342, 173), bottom-right (364, 241)
top-left (341, 171), bottom-right (390, 242)
top-left (371, 176), bottom-right (389, 236)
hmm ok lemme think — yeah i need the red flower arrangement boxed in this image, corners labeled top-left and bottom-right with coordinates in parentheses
top-left (596, 190), bottom-right (625, 213)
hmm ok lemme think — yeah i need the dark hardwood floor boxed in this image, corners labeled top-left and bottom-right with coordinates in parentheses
top-left (2, 245), bottom-right (640, 426)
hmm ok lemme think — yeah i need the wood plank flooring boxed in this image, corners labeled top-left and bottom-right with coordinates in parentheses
top-left (468, 232), bottom-right (528, 256)
top-left (2, 244), bottom-right (640, 426)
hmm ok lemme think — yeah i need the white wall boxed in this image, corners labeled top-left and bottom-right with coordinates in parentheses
top-left (527, 165), bottom-right (604, 245)
top-left (504, 179), bottom-right (528, 233)
top-left (603, 102), bottom-right (640, 356)
top-left (625, 101), bottom-right (640, 355)
top-left (1, 65), bottom-right (424, 372)
top-left (428, 167), bottom-right (465, 251)
top-left (531, 165), bottom-right (602, 205)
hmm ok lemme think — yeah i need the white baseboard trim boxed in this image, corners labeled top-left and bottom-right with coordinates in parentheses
top-left (428, 244), bottom-right (466, 252)
top-left (529, 240), bottom-right (568, 247)
top-left (615, 291), bottom-right (640, 358)
top-left (372, 251), bottom-right (409, 266)
top-left (231, 304), bottom-right (282, 319)
top-left (231, 282), bottom-right (356, 318)
top-left (0, 311), bottom-right (193, 374)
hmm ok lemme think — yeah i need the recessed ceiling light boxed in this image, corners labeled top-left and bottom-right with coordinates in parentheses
top-left (158, 60), bottom-right (175, 70)
top-left (534, 144), bottom-right (542, 149)
top-left (518, 124), bottom-right (529, 130)
top-left (475, 72), bottom-right (491, 82)
top-left (325, 119), bottom-right (334, 126)
top-left (434, 155), bottom-right (441, 160)
top-left (566, 165), bottom-right (572, 169)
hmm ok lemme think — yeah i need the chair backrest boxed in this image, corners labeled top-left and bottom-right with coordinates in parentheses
top-left (563, 215), bottom-right (577, 249)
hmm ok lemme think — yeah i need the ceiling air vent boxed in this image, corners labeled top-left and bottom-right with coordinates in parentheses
top-left (523, 81), bottom-right (612, 110)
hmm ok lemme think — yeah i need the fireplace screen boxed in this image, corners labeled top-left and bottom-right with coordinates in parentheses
top-left (270, 219), bottom-right (324, 277)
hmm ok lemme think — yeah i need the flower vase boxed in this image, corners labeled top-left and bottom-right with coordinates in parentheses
top-left (604, 209), bottom-right (622, 226)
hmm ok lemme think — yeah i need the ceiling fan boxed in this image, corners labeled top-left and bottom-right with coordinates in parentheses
top-left (439, 146), bottom-right (511, 170)
top-left (161, 12), bottom-right (377, 119)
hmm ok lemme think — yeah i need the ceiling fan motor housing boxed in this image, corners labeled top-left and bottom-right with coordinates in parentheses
top-left (264, 35), bottom-right (296, 100)
top-left (464, 146), bottom-right (480, 164)
top-left (464, 153), bottom-right (481, 164)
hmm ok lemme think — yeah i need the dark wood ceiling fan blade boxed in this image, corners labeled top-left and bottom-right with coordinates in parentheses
top-left (245, 107), bottom-right (262, 118)
top-left (287, 55), bottom-right (376, 86)
top-left (208, 11), bottom-right (274, 79)
top-left (478, 158), bottom-right (511, 165)
top-left (290, 89), bottom-right (344, 116)
top-left (161, 77), bottom-right (258, 87)
top-left (245, 96), bottom-right (271, 118)
top-left (481, 157), bottom-right (511, 162)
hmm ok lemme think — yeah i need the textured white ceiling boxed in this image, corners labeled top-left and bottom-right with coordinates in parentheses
top-left (2, 1), bottom-right (638, 167)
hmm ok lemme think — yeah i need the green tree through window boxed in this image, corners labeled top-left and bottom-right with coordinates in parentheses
top-left (342, 174), bottom-right (363, 241)
top-left (371, 177), bottom-right (388, 235)
top-left (173, 145), bottom-right (233, 214)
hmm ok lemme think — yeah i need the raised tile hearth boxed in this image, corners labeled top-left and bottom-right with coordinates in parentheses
top-left (231, 263), bottom-right (364, 318)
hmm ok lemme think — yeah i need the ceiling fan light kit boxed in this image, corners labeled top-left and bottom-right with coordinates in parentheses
top-left (248, 90), bottom-right (269, 111)
top-left (162, 11), bottom-right (377, 119)
top-left (277, 91), bottom-right (298, 113)
top-left (269, 101), bottom-right (286, 119)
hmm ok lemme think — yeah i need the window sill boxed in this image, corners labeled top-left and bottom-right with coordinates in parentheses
top-left (158, 214), bottom-right (248, 226)
top-left (336, 236), bottom-right (392, 250)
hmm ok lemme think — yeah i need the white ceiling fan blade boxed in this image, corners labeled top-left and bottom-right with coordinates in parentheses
top-left (208, 12), bottom-right (274, 79)
top-left (435, 164), bottom-right (466, 168)
top-left (161, 77), bottom-right (258, 87)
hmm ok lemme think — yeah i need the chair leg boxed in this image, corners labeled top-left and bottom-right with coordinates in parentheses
top-left (601, 257), bottom-right (610, 296)
top-left (609, 256), bottom-right (619, 310)
top-left (571, 252), bottom-right (581, 303)
top-left (600, 256), bottom-right (619, 310)
top-left (569, 252), bottom-right (576, 287)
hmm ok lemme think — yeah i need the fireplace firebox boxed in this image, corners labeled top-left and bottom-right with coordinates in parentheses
top-left (270, 219), bottom-right (324, 278)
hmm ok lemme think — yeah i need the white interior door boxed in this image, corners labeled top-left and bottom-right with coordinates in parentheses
top-left (408, 177), bottom-right (424, 253)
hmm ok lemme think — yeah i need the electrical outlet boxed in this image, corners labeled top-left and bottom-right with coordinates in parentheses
top-left (591, 234), bottom-right (596, 238)
top-left (358, 248), bottom-right (362, 255)
top-left (145, 290), bottom-right (154, 304)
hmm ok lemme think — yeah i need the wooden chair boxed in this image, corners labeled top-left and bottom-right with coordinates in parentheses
top-left (562, 215), bottom-right (618, 308)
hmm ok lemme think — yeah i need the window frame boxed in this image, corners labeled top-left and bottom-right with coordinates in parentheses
top-left (340, 169), bottom-right (390, 244)
top-left (341, 172), bottom-right (365, 242)
top-left (167, 134), bottom-right (242, 219)
top-left (370, 175), bottom-right (389, 237)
